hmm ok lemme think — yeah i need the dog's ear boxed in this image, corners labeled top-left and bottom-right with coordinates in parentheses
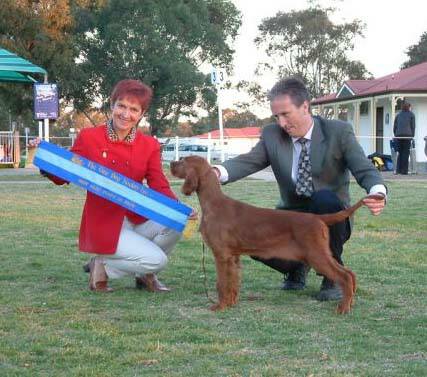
top-left (182, 167), bottom-right (199, 196)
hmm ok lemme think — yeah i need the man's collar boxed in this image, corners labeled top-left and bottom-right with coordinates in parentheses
top-left (291, 119), bottom-right (314, 144)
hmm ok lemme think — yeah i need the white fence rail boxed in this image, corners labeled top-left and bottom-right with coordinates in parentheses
top-left (2, 132), bottom-right (425, 173)
top-left (0, 131), bottom-right (17, 165)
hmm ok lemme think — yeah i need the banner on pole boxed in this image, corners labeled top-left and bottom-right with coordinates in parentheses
top-left (33, 83), bottom-right (59, 120)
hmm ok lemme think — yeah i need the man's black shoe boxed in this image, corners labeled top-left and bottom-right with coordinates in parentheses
top-left (315, 278), bottom-right (343, 301)
top-left (282, 266), bottom-right (309, 290)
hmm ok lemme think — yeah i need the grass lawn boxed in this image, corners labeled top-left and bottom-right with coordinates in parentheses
top-left (0, 178), bottom-right (426, 376)
top-left (0, 175), bottom-right (48, 182)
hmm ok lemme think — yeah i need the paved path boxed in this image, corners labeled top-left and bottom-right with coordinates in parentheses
top-left (0, 167), bottom-right (39, 176)
top-left (1, 166), bottom-right (426, 182)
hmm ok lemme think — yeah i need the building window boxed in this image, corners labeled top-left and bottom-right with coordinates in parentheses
top-left (360, 101), bottom-right (369, 115)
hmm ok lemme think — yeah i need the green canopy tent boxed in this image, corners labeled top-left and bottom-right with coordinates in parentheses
top-left (0, 47), bottom-right (50, 136)
top-left (0, 48), bottom-right (47, 83)
top-left (0, 48), bottom-right (49, 167)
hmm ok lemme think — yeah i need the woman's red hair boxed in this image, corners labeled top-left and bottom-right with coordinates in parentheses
top-left (110, 79), bottom-right (153, 111)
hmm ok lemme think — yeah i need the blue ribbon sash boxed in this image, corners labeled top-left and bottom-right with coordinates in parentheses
top-left (34, 141), bottom-right (191, 232)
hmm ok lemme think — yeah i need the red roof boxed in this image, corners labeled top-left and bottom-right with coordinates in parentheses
top-left (311, 92), bottom-right (337, 103)
top-left (345, 80), bottom-right (377, 93)
top-left (312, 61), bottom-right (427, 104)
top-left (196, 127), bottom-right (261, 139)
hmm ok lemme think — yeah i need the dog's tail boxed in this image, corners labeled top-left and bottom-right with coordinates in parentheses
top-left (317, 194), bottom-right (384, 226)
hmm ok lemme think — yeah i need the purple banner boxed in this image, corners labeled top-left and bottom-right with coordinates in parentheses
top-left (34, 83), bottom-right (59, 120)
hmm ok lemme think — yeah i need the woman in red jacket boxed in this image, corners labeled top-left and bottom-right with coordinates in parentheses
top-left (45, 79), bottom-right (187, 292)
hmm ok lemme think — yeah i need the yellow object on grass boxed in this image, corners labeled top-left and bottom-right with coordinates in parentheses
top-left (372, 156), bottom-right (384, 170)
top-left (182, 218), bottom-right (198, 239)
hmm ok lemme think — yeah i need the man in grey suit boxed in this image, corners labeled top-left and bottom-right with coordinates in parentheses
top-left (214, 78), bottom-right (386, 301)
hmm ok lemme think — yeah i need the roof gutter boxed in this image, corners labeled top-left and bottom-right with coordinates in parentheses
top-left (311, 89), bottom-right (427, 105)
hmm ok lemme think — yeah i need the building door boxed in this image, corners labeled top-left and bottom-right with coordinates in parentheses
top-left (376, 107), bottom-right (384, 154)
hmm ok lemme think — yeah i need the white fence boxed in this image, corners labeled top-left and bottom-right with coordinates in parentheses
top-left (160, 136), bottom-right (243, 163)
top-left (161, 134), bottom-right (424, 174)
top-left (2, 132), bottom-right (425, 173)
top-left (0, 131), bottom-right (18, 166)
top-left (161, 141), bottom-right (228, 163)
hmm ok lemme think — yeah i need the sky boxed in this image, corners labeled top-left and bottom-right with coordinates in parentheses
top-left (223, 0), bottom-right (427, 117)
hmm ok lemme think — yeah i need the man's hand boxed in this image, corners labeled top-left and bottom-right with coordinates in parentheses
top-left (363, 194), bottom-right (385, 216)
top-left (212, 167), bottom-right (221, 180)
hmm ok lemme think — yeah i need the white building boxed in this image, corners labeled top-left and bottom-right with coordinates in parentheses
top-left (311, 62), bottom-right (427, 170)
top-left (195, 127), bottom-right (261, 158)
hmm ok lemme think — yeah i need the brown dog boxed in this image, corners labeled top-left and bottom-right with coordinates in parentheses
top-left (171, 156), bottom-right (375, 314)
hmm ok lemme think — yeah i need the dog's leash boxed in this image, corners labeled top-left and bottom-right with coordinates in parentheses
top-left (183, 217), bottom-right (216, 304)
top-left (202, 241), bottom-right (216, 304)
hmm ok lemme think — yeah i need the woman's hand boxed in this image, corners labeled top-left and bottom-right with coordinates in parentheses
top-left (28, 137), bottom-right (42, 148)
top-left (188, 208), bottom-right (198, 220)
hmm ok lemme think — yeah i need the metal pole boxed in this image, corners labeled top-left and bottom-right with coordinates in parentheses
top-left (44, 118), bottom-right (49, 142)
top-left (175, 135), bottom-right (179, 161)
top-left (217, 88), bottom-right (225, 162)
top-left (25, 127), bottom-right (29, 161)
top-left (371, 97), bottom-right (376, 153)
top-left (207, 132), bottom-right (211, 163)
top-left (354, 102), bottom-right (360, 136)
top-left (43, 73), bottom-right (49, 142)
top-left (211, 66), bottom-right (226, 162)
top-left (390, 96), bottom-right (397, 174)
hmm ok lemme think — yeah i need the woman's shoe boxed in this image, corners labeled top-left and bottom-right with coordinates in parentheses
top-left (88, 257), bottom-right (113, 292)
top-left (135, 273), bottom-right (170, 292)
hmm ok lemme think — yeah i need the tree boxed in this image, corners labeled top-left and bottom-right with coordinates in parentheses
top-left (186, 112), bottom-right (218, 136)
top-left (0, 0), bottom-right (90, 132)
top-left (186, 107), bottom-right (263, 138)
top-left (73, 0), bottom-right (241, 135)
top-left (254, 4), bottom-right (371, 98)
top-left (222, 108), bottom-right (259, 128)
top-left (402, 32), bottom-right (427, 68)
top-left (0, 1), bottom-right (240, 136)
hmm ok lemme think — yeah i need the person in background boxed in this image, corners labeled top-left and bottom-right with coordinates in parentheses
top-left (40, 79), bottom-right (193, 292)
top-left (213, 77), bottom-right (386, 301)
top-left (393, 102), bottom-right (416, 175)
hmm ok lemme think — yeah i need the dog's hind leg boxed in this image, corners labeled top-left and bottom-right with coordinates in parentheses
top-left (308, 252), bottom-right (354, 314)
top-left (334, 268), bottom-right (355, 314)
top-left (331, 262), bottom-right (357, 308)
top-left (340, 265), bottom-right (357, 306)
